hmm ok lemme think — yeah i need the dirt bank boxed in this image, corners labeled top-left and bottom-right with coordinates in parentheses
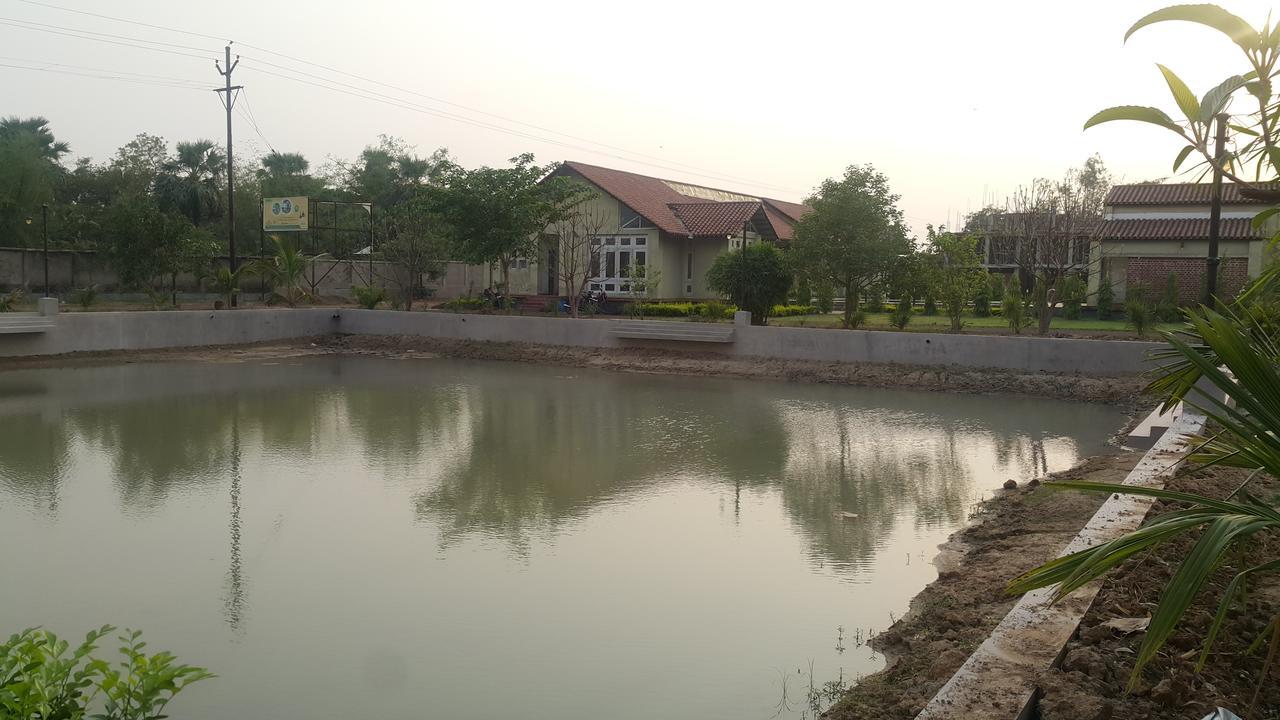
top-left (822, 452), bottom-right (1140, 719)
top-left (316, 334), bottom-right (1148, 405)
top-left (1037, 465), bottom-right (1280, 720)
top-left (823, 459), bottom-right (1279, 720)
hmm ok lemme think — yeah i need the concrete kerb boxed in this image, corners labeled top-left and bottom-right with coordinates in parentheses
top-left (0, 308), bottom-right (1167, 376)
top-left (914, 407), bottom-right (1209, 720)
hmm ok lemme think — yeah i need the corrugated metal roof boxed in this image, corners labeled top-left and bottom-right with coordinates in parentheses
top-left (1099, 217), bottom-right (1259, 241)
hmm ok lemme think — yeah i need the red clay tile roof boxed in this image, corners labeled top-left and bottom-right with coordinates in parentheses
top-left (669, 201), bottom-right (761, 236)
top-left (1099, 218), bottom-right (1259, 241)
top-left (1106, 182), bottom-right (1279, 206)
top-left (555, 161), bottom-right (811, 239)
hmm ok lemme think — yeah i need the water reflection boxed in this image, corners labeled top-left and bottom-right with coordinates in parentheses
top-left (0, 356), bottom-right (1128, 720)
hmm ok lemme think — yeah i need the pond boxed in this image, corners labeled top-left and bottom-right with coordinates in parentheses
top-left (0, 355), bottom-right (1126, 719)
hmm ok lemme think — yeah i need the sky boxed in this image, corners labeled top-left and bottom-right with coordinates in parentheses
top-left (2, 0), bottom-right (1278, 235)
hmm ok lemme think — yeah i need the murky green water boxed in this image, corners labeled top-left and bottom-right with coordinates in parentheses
top-left (0, 356), bottom-right (1125, 719)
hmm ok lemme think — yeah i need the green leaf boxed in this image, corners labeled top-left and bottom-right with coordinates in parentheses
top-left (1158, 64), bottom-right (1201, 122)
top-left (1173, 145), bottom-right (1197, 172)
top-left (1198, 75), bottom-right (1247, 123)
top-left (1084, 105), bottom-right (1186, 134)
top-left (1125, 4), bottom-right (1258, 52)
top-left (1229, 123), bottom-right (1260, 136)
top-left (1252, 207), bottom-right (1280, 229)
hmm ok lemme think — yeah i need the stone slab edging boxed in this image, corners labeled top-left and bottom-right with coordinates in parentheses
top-left (914, 407), bottom-right (1208, 720)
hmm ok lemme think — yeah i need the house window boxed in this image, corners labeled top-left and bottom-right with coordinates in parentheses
top-left (635, 238), bottom-right (647, 246)
top-left (620, 205), bottom-right (654, 229)
top-left (605, 253), bottom-right (616, 279)
top-left (605, 237), bottom-right (616, 245)
top-left (589, 249), bottom-right (601, 277)
top-left (620, 238), bottom-right (631, 246)
top-left (636, 251), bottom-right (646, 268)
top-left (687, 253), bottom-right (693, 280)
top-left (619, 251), bottom-right (631, 278)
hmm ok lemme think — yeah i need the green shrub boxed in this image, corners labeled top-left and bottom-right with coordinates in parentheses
top-left (705, 243), bottom-right (791, 325)
top-left (794, 276), bottom-right (812, 305)
top-left (70, 285), bottom-right (98, 310)
top-left (697, 300), bottom-right (734, 321)
top-left (890, 297), bottom-right (913, 329)
top-left (439, 297), bottom-right (485, 312)
top-left (1096, 281), bottom-right (1114, 320)
top-left (1060, 275), bottom-right (1086, 320)
top-left (1002, 277), bottom-right (1026, 333)
top-left (862, 285), bottom-right (885, 314)
top-left (814, 280), bottom-right (834, 314)
top-left (973, 274), bottom-right (992, 317)
top-left (352, 285), bottom-right (386, 310)
top-left (1154, 272), bottom-right (1182, 322)
top-left (1125, 288), bottom-right (1153, 337)
top-left (845, 309), bottom-right (867, 329)
top-left (922, 292), bottom-right (938, 316)
top-left (633, 302), bottom-right (694, 317)
top-left (0, 625), bottom-right (213, 720)
top-left (770, 304), bottom-right (817, 317)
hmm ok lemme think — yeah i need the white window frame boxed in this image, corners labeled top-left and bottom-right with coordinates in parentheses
top-left (589, 236), bottom-right (649, 292)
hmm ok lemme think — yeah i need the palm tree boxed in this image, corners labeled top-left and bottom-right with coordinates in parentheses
top-left (0, 116), bottom-right (69, 161)
top-left (1009, 270), bottom-right (1280, 706)
top-left (156, 140), bottom-right (224, 227)
top-left (260, 151), bottom-right (309, 177)
top-left (202, 264), bottom-right (251, 309)
top-left (252, 235), bottom-right (310, 307)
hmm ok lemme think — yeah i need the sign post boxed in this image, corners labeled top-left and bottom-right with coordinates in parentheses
top-left (262, 197), bottom-right (309, 232)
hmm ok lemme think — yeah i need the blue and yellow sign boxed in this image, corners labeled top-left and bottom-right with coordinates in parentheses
top-left (263, 196), bottom-right (308, 231)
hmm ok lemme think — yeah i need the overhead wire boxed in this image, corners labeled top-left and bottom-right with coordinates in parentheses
top-left (3, 3), bottom-right (806, 196)
top-left (0, 60), bottom-right (207, 91)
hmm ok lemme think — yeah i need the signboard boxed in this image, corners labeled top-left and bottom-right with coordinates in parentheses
top-left (262, 197), bottom-right (308, 231)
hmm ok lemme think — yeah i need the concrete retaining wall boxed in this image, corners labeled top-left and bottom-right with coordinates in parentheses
top-left (339, 310), bottom-right (1164, 375)
top-left (0, 308), bottom-right (1165, 375)
top-left (0, 308), bottom-right (339, 357)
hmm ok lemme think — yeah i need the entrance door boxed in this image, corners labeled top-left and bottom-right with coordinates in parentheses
top-left (545, 246), bottom-right (558, 295)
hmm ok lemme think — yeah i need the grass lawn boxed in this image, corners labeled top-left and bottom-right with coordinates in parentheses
top-left (769, 311), bottom-right (1181, 336)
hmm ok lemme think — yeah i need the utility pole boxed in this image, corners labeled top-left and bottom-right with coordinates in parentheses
top-left (215, 44), bottom-right (242, 306)
top-left (1205, 113), bottom-right (1228, 306)
top-left (41, 203), bottom-right (49, 297)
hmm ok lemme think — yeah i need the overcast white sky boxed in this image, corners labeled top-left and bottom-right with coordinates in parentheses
top-left (2, 0), bottom-right (1277, 234)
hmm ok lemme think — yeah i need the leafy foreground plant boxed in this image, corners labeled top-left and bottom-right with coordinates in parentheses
top-left (1008, 296), bottom-right (1280, 704)
top-left (0, 625), bottom-right (213, 720)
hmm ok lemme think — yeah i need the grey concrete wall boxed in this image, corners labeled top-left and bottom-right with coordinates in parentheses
top-left (339, 310), bottom-right (1163, 375)
top-left (0, 308), bottom-right (339, 358)
top-left (0, 307), bottom-right (1164, 375)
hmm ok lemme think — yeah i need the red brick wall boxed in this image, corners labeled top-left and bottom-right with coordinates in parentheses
top-left (1125, 257), bottom-right (1248, 303)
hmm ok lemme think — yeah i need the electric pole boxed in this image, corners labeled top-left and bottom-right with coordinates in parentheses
top-left (1205, 113), bottom-right (1228, 306)
top-left (215, 44), bottom-right (242, 306)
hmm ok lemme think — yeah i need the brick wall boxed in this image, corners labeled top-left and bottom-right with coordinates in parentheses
top-left (1125, 256), bottom-right (1248, 303)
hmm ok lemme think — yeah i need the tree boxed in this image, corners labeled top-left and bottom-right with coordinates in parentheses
top-left (103, 195), bottom-right (214, 304)
top-left (156, 140), bottom-right (224, 227)
top-left (435, 154), bottom-right (566, 302)
top-left (380, 191), bottom-right (450, 311)
top-left (110, 133), bottom-right (168, 195)
top-left (972, 156), bottom-right (1110, 335)
top-left (705, 243), bottom-right (791, 325)
top-left (550, 187), bottom-right (609, 318)
top-left (0, 117), bottom-right (67, 278)
top-left (253, 235), bottom-right (310, 307)
top-left (624, 261), bottom-right (662, 317)
top-left (926, 228), bottom-right (986, 332)
top-left (258, 151), bottom-right (326, 198)
top-left (791, 164), bottom-right (911, 329)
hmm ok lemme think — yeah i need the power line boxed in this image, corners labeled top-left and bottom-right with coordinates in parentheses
top-left (0, 18), bottom-right (217, 61)
top-left (14, 0), bottom-right (227, 42)
top-left (10, 0), bottom-right (805, 197)
top-left (236, 89), bottom-right (276, 154)
top-left (0, 60), bottom-right (207, 91)
top-left (0, 54), bottom-right (207, 87)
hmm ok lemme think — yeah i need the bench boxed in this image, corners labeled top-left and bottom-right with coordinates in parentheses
top-left (0, 312), bottom-right (55, 334)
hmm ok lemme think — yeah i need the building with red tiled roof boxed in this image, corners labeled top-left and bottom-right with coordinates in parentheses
top-left (1090, 182), bottom-right (1273, 305)
top-left (491, 161), bottom-right (812, 298)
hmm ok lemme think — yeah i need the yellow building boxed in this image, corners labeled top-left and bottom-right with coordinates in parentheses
top-left (489, 161), bottom-right (811, 300)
